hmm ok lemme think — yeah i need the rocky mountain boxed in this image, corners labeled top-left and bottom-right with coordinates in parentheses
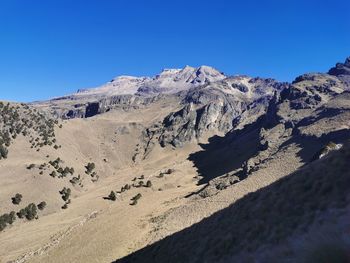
top-left (138, 76), bottom-right (288, 152)
top-left (113, 57), bottom-right (350, 262)
top-left (76, 65), bottom-right (226, 97)
top-left (34, 65), bottom-right (226, 119)
top-left (328, 56), bottom-right (350, 87)
top-left (1, 57), bottom-right (350, 263)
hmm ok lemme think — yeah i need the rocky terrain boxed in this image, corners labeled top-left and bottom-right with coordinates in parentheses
top-left (0, 57), bottom-right (350, 263)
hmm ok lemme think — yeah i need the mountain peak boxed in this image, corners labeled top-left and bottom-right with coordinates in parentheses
top-left (345, 56), bottom-right (350, 66)
top-left (187, 65), bottom-right (225, 84)
top-left (328, 56), bottom-right (350, 76)
top-left (328, 56), bottom-right (350, 87)
top-left (72, 65), bottom-right (226, 98)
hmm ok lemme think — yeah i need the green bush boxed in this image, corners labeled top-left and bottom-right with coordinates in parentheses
top-left (17, 209), bottom-right (26, 219)
top-left (8, 211), bottom-right (16, 224)
top-left (50, 171), bottom-right (57, 178)
top-left (85, 162), bottom-right (95, 174)
top-left (130, 193), bottom-right (142, 205)
top-left (37, 201), bottom-right (47, 210)
top-left (59, 187), bottom-right (71, 201)
top-left (24, 203), bottom-right (37, 220)
top-left (27, 163), bottom-right (35, 170)
top-left (11, 193), bottom-right (22, 205)
top-left (108, 191), bottom-right (117, 201)
top-left (0, 144), bottom-right (8, 159)
top-left (0, 211), bottom-right (16, 231)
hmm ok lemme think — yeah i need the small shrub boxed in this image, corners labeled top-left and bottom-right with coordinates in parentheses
top-left (131, 193), bottom-right (142, 201)
top-left (130, 200), bottom-right (138, 206)
top-left (146, 180), bottom-right (152, 188)
top-left (17, 209), bottom-right (26, 219)
top-left (24, 203), bottom-right (37, 220)
top-left (59, 187), bottom-right (71, 202)
top-left (37, 201), bottom-right (47, 210)
top-left (11, 193), bottom-right (23, 205)
top-left (8, 211), bottom-right (16, 224)
top-left (0, 144), bottom-right (8, 159)
top-left (85, 162), bottom-right (95, 174)
top-left (108, 191), bottom-right (117, 201)
top-left (27, 163), bottom-right (35, 170)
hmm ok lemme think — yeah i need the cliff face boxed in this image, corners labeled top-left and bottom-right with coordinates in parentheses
top-left (139, 77), bottom-right (288, 150)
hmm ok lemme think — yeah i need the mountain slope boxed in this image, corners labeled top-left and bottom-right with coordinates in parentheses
top-left (115, 141), bottom-right (350, 263)
top-left (1, 57), bottom-right (350, 263)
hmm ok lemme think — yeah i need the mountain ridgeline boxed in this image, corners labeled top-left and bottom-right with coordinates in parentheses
top-left (1, 57), bottom-right (350, 263)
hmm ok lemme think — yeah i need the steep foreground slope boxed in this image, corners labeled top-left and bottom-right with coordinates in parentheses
top-left (116, 141), bottom-right (350, 263)
top-left (0, 57), bottom-right (350, 263)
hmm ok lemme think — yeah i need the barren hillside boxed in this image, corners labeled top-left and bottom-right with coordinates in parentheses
top-left (0, 57), bottom-right (350, 263)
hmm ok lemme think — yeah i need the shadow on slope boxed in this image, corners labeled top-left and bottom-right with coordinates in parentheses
top-left (188, 116), bottom-right (265, 185)
top-left (279, 128), bottom-right (350, 164)
top-left (114, 142), bottom-right (350, 263)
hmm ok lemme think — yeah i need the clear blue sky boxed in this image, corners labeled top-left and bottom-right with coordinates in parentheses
top-left (1, 0), bottom-right (349, 102)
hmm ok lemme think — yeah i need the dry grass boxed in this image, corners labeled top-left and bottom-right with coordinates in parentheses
top-left (116, 142), bottom-right (350, 263)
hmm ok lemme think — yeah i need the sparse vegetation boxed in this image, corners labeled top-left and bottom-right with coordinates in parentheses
top-left (24, 203), bottom-right (38, 220)
top-left (135, 181), bottom-right (144, 187)
top-left (158, 168), bottom-right (175, 178)
top-left (84, 162), bottom-right (98, 182)
top-left (0, 102), bottom-right (60, 159)
top-left (14, 203), bottom-right (38, 222)
top-left (11, 193), bottom-right (23, 205)
top-left (0, 211), bottom-right (16, 231)
top-left (48, 158), bottom-right (75, 178)
top-left (27, 163), bottom-right (35, 170)
top-left (59, 187), bottom-right (71, 203)
top-left (108, 191), bottom-right (117, 201)
top-left (116, 143), bottom-right (350, 262)
top-left (130, 193), bottom-right (142, 206)
top-left (70, 175), bottom-right (81, 185)
top-left (146, 180), bottom-right (152, 188)
top-left (49, 170), bottom-right (57, 178)
top-left (85, 162), bottom-right (95, 174)
top-left (0, 144), bottom-right (8, 159)
top-left (120, 184), bottom-right (131, 193)
top-left (37, 201), bottom-right (47, 210)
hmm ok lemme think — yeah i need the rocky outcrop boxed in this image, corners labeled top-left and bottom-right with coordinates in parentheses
top-left (193, 63), bottom-right (350, 197)
top-left (136, 77), bottom-right (289, 157)
top-left (328, 56), bottom-right (350, 87)
top-left (47, 94), bottom-right (170, 119)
